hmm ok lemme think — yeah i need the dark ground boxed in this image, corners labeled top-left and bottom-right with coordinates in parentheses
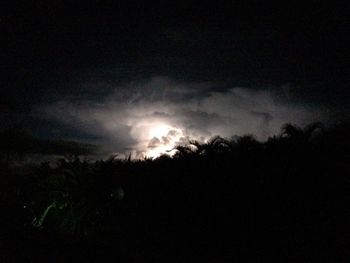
top-left (0, 123), bottom-right (349, 262)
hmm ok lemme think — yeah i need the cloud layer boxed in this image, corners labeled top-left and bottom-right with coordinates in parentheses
top-left (38, 77), bottom-right (329, 157)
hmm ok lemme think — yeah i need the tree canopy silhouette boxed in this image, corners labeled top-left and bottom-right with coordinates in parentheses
top-left (0, 122), bottom-right (349, 262)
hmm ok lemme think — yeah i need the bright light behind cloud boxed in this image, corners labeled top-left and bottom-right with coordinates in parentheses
top-left (130, 121), bottom-right (185, 158)
top-left (149, 124), bottom-right (171, 139)
top-left (40, 77), bottom-right (329, 159)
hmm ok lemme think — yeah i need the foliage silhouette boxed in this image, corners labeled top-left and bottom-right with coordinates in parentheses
top-left (0, 122), bottom-right (349, 262)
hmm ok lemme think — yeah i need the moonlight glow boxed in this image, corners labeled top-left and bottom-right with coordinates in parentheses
top-left (145, 123), bottom-right (184, 158)
top-left (127, 121), bottom-right (185, 158)
top-left (149, 124), bottom-right (172, 139)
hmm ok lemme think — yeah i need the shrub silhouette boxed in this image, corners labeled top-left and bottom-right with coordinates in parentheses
top-left (0, 122), bottom-right (349, 262)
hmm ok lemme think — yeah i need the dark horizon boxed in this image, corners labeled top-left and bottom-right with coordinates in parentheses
top-left (1, 119), bottom-right (350, 262)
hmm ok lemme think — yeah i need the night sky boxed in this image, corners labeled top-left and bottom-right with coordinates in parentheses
top-left (1, 1), bottom-right (350, 157)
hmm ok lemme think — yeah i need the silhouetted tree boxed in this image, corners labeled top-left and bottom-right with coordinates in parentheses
top-left (1, 122), bottom-right (349, 262)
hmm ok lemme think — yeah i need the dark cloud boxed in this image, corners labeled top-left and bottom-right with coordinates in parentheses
top-left (2, 2), bottom-right (349, 111)
top-left (37, 76), bottom-right (329, 156)
top-left (148, 137), bottom-right (161, 149)
top-left (0, 127), bottom-right (98, 157)
top-left (251, 111), bottom-right (273, 138)
top-left (1, 2), bottom-right (349, 157)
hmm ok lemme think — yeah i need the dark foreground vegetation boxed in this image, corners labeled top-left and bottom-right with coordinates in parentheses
top-left (0, 123), bottom-right (349, 262)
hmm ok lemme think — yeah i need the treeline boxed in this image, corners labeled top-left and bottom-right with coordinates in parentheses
top-left (0, 127), bottom-right (98, 161)
top-left (0, 122), bottom-right (349, 262)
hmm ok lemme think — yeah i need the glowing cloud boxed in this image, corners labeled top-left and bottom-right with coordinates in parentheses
top-left (38, 77), bottom-right (329, 159)
top-left (130, 121), bottom-right (185, 158)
